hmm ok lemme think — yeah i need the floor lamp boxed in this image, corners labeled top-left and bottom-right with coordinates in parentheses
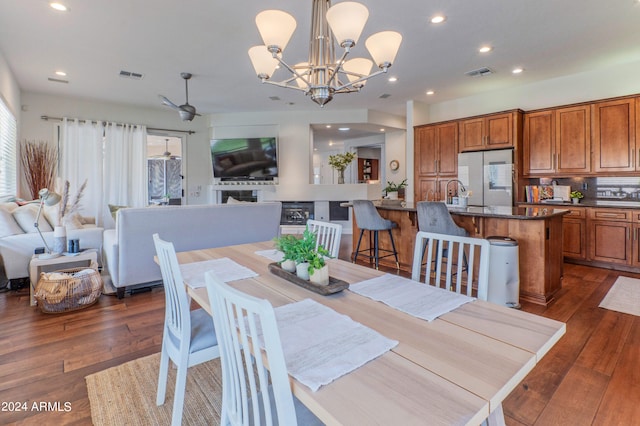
top-left (35, 188), bottom-right (61, 259)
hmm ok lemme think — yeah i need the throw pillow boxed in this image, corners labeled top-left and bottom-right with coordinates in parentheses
top-left (43, 203), bottom-right (60, 227)
top-left (12, 204), bottom-right (54, 233)
top-left (109, 204), bottom-right (128, 220)
top-left (0, 208), bottom-right (25, 237)
top-left (226, 196), bottom-right (248, 204)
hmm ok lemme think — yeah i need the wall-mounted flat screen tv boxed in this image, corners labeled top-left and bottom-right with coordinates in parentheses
top-left (210, 137), bottom-right (278, 181)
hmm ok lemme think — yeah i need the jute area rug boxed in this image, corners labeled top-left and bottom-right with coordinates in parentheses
top-left (599, 276), bottom-right (640, 317)
top-left (86, 353), bottom-right (223, 425)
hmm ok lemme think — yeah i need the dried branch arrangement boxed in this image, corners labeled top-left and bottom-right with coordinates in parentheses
top-left (58, 179), bottom-right (87, 224)
top-left (20, 140), bottom-right (58, 200)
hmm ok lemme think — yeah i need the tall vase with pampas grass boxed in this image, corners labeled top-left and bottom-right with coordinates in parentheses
top-left (20, 140), bottom-right (58, 200)
top-left (53, 179), bottom-right (87, 254)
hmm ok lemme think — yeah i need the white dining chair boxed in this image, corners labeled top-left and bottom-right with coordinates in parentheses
top-left (306, 219), bottom-right (342, 258)
top-left (411, 231), bottom-right (503, 425)
top-left (153, 233), bottom-right (220, 426)
top-left (411, 231), bottom-right (491, 300)
top-left (204, 271), bottom-right (322, 426)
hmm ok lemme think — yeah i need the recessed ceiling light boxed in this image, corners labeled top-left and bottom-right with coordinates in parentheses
top-left (512, 67), bottom-right (524, 74)
top-left (479, 46), bottom-right (492, 53)
top-left (329, 141), bottom-right (334, 146)
top-left (338, 127), bottom-right (350, 131)
top-left (55, 70), bottom-right (67, 76)
top-left (380, 128), bottom-right (385, 132)
top-left (50, 2), bottom-right (68, 11)
top-left (426, 90), bottom-right (435, 95)
top-left (430, 15), bottom-right (446, 24)
top-left (326, 124), bottom-right (331, 128)
top-left (388, 76), bottom-right (398, 82)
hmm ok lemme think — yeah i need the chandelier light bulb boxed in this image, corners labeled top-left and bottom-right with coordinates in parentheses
top-left (248, 46), bottom-right (279, 79)
top-left (326, 1), bottom-right (369, 48)
top-left (255, 10), bottom-right (297, 53)
top-left (365, 31), bottom-right (403, 69)
top-left (343, 57), bottom-right (373, 87)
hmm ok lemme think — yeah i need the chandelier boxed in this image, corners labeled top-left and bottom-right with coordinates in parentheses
top-left (248, 0), bottom-right (402, 107)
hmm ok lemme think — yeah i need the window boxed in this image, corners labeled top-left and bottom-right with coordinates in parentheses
top-left (0, 96), bottom-right (17, 200)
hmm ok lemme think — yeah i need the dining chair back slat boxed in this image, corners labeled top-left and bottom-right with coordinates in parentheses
top-left (205, 272), bottom-right (321, 426)
top-left (306, 219), bottom-right (342, 258)
top-left (412, 231), bottom-right (491, 300)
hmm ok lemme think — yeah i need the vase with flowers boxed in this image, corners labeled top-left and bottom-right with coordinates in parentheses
top-left (328, 152), bottom-right (356, 184)
top-left (52, 180), bottom-right (87, 253)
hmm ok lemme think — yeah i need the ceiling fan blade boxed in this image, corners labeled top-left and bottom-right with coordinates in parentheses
top-left (158, 95), bottom-right (180, 111)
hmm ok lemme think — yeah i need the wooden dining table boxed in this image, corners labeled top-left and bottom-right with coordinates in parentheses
top-left (176, 241), bottom-right (566, 426)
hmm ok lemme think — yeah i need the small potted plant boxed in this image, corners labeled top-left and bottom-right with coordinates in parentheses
top-left (294, 228), bottom-right (331, 283)
top-left (384, 179), bottom-right (408, 200)
top-left (273, 234), bottom-right (299, 272)
top-left (328, 152), bottom-right (357, 184)
top-left (570, 190), bottom-right (584, 204)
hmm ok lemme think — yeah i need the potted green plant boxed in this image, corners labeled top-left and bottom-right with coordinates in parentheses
top-left (328, 152), bottom-right (357, 184)
top-left (273, 234), bottom-right (299, 272)
top-left (570, 190), bottom-right (584, 204)
top-left (294, 228), bottom-right (331, 283)
top-left (384, 179), bottom-right (408, 200)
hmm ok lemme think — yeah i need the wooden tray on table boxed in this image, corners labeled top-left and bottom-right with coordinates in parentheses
top-left (268, 263), bottom-right (349, 295)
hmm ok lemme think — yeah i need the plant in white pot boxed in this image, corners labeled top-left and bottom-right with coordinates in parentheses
top-left (273, 234), bottom-right (299, 272)
top-left (384, 179), bottom-right (408, 200)
top-left (570, 190), bottom-right (584, 204)
top-left (294, 228), bottom-right (331, 284)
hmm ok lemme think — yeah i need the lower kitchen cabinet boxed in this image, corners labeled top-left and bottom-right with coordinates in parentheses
top-left (563, 208), bottom-right (587, 260)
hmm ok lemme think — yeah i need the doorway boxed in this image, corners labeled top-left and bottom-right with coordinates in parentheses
top-left (147, 134), bottom-right (184, 205)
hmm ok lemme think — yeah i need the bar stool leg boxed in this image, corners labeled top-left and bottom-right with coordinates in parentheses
top-left (387, 229), bottom-right (400, 270)
top-left (374, 230), bottom-right (380, 270)
top-left (353, 229), bottom-right (366, 264)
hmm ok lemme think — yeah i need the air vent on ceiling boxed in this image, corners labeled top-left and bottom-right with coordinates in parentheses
top-left (269, 96), bottom-right (281, 101)
top-left (48, 77), bottom-right (69, 84)
top-left (465, 67), bottom-right (493, 77)
top-left (379, 93), bottom-right (391, 99)
top-left (119, 70), bottom-right (145, 80)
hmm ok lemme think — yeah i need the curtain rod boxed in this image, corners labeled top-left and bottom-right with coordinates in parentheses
top-left (40, 115), bottom-right (196, 135)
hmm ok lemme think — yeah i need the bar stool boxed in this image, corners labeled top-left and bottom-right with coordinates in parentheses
top-left (416, 201), bottom-right (469, 270)
top-left (352, 200), bottom-right (400, 270)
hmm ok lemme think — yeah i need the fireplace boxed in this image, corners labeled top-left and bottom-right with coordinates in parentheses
top-left (280, 201), bottom-right (315, 225)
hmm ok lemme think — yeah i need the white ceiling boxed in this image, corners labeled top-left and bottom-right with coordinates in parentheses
top-left (2, 0), bottom-right (640, 121)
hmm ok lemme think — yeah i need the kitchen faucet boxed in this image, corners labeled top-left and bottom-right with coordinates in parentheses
top-left (446, 179), bottom-right (466, 203)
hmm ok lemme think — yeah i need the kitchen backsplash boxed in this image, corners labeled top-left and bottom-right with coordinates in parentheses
top-left (527, 177), bottom-right (640, 203)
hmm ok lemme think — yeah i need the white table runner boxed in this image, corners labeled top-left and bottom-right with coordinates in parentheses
top-left (273, 299), bottom-right (398, 392)
top-left (350, 273), bottom-right (474, 322)
top-left (180, 258), bottom-right (258, 289)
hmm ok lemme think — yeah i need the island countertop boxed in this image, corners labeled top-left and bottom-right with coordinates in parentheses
top-left (366, 200), bottom-right (570, 219)
top-left (345, 199), bottom-right (567, 306)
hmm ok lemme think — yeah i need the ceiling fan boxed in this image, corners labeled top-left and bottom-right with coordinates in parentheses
top-left (159, 72), bottom-right (201, 121)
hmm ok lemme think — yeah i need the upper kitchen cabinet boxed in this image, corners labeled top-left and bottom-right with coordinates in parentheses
top-left (459, 111), bottom-right (521, 152)
top-left (592, 98), bottom-right (636, 173)
top-left (414, 122), bottom-right (458, 201)
top-left (523, 105), bottom-right (591, 176)
top-left (414, 122), bottom-right (458, 177)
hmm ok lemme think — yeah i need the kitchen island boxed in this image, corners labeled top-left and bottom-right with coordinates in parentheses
top-left (348, 201), bottom-right (569, 306)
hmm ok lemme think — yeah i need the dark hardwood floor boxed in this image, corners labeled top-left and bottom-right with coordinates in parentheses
top-left (0, 236), bottom-right (638, 425)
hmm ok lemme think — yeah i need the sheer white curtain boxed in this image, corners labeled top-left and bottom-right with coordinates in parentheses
top-left (59, 118), bottom-right (104, 224)
top-left (103, 122), bottom-right (147, 209)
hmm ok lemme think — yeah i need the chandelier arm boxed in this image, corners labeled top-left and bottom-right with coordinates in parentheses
top-left (260, 79), bottom-right (308, 92)
top-left (334, 68), bottom-right (387, 92)
top-left (325, 48), bottom-right (351, 89)
top-left (273, 55), bottom-right (312, 87)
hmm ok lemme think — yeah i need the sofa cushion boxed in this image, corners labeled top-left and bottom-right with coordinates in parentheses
top-left (0, 208), bottom-right (24, 237)
top-left (43, 204), bottom-right (60, 227)
top-left (13, 204), bottom-right (53, 233)
top-left (0, 202), bottom-right (19, 213)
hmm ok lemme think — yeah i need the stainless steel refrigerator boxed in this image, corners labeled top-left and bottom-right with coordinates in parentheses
top-left (457, 149), bottom-right (513, 207)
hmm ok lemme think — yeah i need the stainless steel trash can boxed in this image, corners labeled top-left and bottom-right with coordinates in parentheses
top-left (486, 236), bottom-right (520, 308)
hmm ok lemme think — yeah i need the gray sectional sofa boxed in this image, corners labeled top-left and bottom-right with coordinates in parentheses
top-left (102, 202), bottom-right (282, 297)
